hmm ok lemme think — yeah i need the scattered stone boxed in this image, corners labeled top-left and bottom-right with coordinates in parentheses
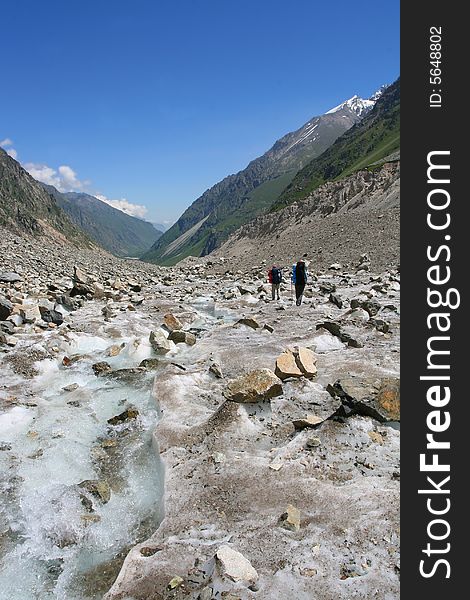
top-left (329, 293), bottom-right (343, 308)
top-left (39, 306), bottom-right (64, 325)
top-left (0, 321), bottom-right (15, 335)
top-left (0, 272), bottom-right (22, 283)
top-left (295, 347), bottom-right (317, 378)
top-left (149, 330), bottom-right (171, 354)
top-left (102, 305), bottom-right (115, 320)
top-left (370, 318), bottom-right (390, 333)
top-left (92, 361), bottom-right (112, 376)
top-left (280, 504), bottom-right (301, 531)
top-left (167, 576), bottom-right (184, 590)
top-left (107, 406), bottom-right (139, 425)
top-left (62, 383), bottom-right (79, 392)
top-left (305, 436), bottom-right (321, 448)
top-left (361, 300), bottom-right (381, 317)
top-left (275, 351), bottom-right (303, 380)
top-left (225, 368), bottom-right (282, 403)
top-left (318, 282), bottom-right (336, 294)
top-left (78, 479), bottom-right (111, 504)
top-left (292, 415), bottom-right (324, 430)
top-left (327, 377), bottom-right (400, 422)
top-left (168, 330), bottom-right (196, 345)
top-left (107, 343), bottom-right (125, 357)
top-left (139, 358), bottom-right (160, 370)
top-left (7, 313), bottom-right (23, 327)
top-left (209, 362), bottom-right (223, 378)
top-left (316, 321), bottom-right (362, 348)
top-left (236, 317), bottom-right (260, 329)
top-left (20, 305), bottom-right (42, 323)
top-left (73, 266), bottom-right (89, 284)
top-left (263, 324), bottom-right (274, 333)
top-left (163, 313), bottom-right (183, 332)
top-left (329, 263), bottom-right (342, 271)
top-left (368, 431), bottom-right (384, 445)
top-left (216, 545), bottom-right (258, 584)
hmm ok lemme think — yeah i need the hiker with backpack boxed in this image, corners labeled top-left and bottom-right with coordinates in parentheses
top-left (268, 265), bottom-right (282, 300)
top-left (291, 260), bottom-right (308, 306)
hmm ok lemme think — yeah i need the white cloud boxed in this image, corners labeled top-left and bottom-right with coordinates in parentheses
top-left (23, 162), bottom-right (86, 192)
top-left (95, 194), bottom-right (148, 219)
top-left (0, 138), bottom-right (18, 159)
top-left (4, 139), bottom-right (150, 220)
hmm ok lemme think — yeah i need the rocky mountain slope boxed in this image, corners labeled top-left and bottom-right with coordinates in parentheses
top-left (0, 148), bottom-right (92, 247)
top-left (47, 187), bottom-right (162, 257)
top-left (210, 159), bottom-right (399, 273)
top-left (273, 79), bottom-right (400, 210)
top-left (142, 92), bottom-right (384, 266)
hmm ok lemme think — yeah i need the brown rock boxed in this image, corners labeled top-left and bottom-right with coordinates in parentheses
top-left (275, 351), bottom-right (303, 380)
top-left (295, 347), bottom-right (318, 378)
top-left (163, 313), bottom-right (183, 331)
top-left (225, 368), bottom-right (282, 403)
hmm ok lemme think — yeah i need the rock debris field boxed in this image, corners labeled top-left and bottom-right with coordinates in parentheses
top-left (0, 230), bottom-right (400, 600)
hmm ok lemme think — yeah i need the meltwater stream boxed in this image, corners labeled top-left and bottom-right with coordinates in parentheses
top-left (0, 304), bottom-right (166, 600)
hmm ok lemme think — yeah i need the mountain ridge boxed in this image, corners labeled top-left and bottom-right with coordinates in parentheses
top-left (142, 88), bottom-right (383, 265)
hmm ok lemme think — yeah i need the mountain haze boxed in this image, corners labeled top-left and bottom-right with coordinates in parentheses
top-left (46, 187), bottom-right (162, 257)
top-left (142, 92), bottom-right (383, 265)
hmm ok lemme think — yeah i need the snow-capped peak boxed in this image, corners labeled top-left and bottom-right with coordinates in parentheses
top-left (369, 84), bottom-right (389, 102)
top-left (325, 94), bottom-right (375, 117)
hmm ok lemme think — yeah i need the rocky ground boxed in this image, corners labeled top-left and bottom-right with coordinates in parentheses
top-left (1, 229), bottom-right (400, 600)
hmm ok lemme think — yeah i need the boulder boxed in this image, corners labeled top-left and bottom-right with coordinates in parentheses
top-left (280, 504), bottom-right (301, 531)
top-left (149, 330), bottom-right (171, 354)
top-left (39, 306), bottom-right (64, 325)
top-left (0, 298), bottom-right (13, 321)
top-left (0, 272), bottom-right (22, 283)
top-left (163, 313), bottom-right (183, 332)
top-left (216, 545), bottom-right (258, 584)
top-left (20, 304), bottom-right (42, 324)
top-left (73, 266), bottom-right (89, 284)
top-left (326, 376), bottom-right (400, 422)
top-left (292, 415), bottom-right (324, 430)
top-left (139, 358), bottom-right (160, 370)
top-left (295, 347), bottom-right (317, 378)
top-left (168, 330), bottom-right (196, 346)
top-left (92, 361), bottom-right (112, 376)
top-left (236, 317), bottom-right (260, 330)
top-left (209, 362), bottom-right (223, 378)
top-left (275, 351), bottom-right (303, 380)
top-left (225, 368), bottom-right (282, 403)
top-left (329, 293), bottom-right (343, 308)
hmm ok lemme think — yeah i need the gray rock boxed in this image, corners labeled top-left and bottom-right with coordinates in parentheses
top-left (149, 330), bottom-right (171, 354)
top-left (0, 321), bottom-right (15, 335)
top-left (326, 377), bottom-right (400, 422)
top-left (0, 297), bottom-right (13, 321)
top-left (0, 272), bottom-right (22, 283)
top-left (168, 330), bottom-right (197, 345)
top-left (39, 306), bottom-right (64, 325)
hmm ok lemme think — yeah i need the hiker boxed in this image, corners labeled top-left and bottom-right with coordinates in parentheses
top-left (268, 265), bottom-right (282, 300)
top-left (291, 260), bottom-right (308, 306)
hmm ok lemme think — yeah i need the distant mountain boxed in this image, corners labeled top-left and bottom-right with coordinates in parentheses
top-left (46, 188), bottom-right (162, 257)
top-left (272, 79), bottom-right (399, 210)
top-left (142, 89), bottom-right (383, 265)
top-left (0, 148), bottom-right (92, 247)
top-left (151, 222), bottom-right (168, 233)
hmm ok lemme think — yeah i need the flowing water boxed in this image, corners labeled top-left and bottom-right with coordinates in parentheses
top-left (0, 304), bottom-right (166, 599)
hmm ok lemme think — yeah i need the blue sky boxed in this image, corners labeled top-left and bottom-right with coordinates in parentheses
top-left (1, 0), bottom-right (399, 224)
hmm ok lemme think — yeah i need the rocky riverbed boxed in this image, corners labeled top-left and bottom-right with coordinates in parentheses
top-left (1, 230), bottom-right (400, 600)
